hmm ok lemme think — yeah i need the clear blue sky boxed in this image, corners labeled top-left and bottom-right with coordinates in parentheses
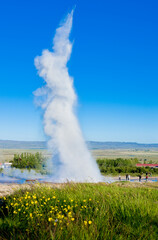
top-left (0, 0), bottom-right (158, 143)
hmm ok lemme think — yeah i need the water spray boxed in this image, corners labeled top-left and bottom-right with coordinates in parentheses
top-left (34, 10), bottom-right (102, 182)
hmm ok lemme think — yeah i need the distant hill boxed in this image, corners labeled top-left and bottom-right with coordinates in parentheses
top-left (0, 140), bottom-right (158, 150)
top-left (87, 141), bottom-right (158, 150)
top-left (0, 140), bottom-right (47, 149)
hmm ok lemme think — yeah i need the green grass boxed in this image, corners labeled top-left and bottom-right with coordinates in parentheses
top-left (0, 183), bottom-right (158, 240)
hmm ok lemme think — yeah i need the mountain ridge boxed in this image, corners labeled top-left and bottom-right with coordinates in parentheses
top-left (0, 140), bottom-right (158, 150)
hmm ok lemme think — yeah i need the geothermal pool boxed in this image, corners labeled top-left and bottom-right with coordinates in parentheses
top-left (0, 173), bottom-right (25, 184)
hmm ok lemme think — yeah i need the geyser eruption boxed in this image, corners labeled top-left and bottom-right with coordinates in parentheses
top-left (34, 10), bottom-right (102, 182)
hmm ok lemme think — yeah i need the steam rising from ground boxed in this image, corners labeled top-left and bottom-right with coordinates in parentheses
top-left (34, 10), bottom-right (102, 182)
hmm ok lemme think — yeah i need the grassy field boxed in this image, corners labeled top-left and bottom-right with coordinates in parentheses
top-left (92, 149), bottom-right (158, 163)
top-left (0, 149), bottom-right (52, 163)
top-left (0, 182), bottom-right (158, 240)
top-left (1, 148), bottom-right (158, 163)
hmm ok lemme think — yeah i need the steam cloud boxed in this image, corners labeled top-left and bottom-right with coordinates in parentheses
top-left (34, 10), bottom-right (102, 182)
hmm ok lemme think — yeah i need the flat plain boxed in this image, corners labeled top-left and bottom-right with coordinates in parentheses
top-left (92, 149), bottom-right (158, 163)
top-left (1, 148), bottom-right (158, 163)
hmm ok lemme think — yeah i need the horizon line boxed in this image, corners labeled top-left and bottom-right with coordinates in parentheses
top-left (1, 139), bottom-right (158, 145)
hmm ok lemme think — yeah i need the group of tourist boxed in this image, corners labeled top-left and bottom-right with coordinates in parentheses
top-left (118, 174), bottom-right (130, 181)
top-left (138, 172), bottom-right (151, 182)
top-left (118, 172), bottom-right (151, 182)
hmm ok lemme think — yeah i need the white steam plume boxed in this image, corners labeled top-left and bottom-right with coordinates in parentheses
top-left (34, 10), bottom-right (102, 182)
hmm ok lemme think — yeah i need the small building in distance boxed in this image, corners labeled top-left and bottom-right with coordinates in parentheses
top-left (136, 164), bottom-right (158, 168)
top-left (0, 162), bottom-right (12, 169)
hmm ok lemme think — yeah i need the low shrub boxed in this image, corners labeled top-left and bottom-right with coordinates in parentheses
top-left (10, 152), bottom-right (46, 170)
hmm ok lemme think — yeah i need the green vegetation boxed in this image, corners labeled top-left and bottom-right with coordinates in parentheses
top-left (97, 158), bottom-right (158, 175)
top-left (10, 152), bottom-right (46, 170)
top-left (7, 153), bottom-right (158, 176)
top-left (0, 183), bottom-right (158, 239)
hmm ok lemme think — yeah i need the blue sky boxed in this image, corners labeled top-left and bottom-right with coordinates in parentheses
top-left (0, 0), bottom-right (158, 143)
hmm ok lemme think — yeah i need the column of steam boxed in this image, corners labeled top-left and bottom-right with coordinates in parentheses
top-left (34, 10), bottom-right (102, 182)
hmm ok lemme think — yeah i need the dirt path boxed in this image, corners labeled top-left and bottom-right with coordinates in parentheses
top-left (0, 184), bottom-right (32, 197)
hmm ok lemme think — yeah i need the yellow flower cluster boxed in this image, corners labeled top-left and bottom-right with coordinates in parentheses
top-left (4, 191), bottom-right (93, 229)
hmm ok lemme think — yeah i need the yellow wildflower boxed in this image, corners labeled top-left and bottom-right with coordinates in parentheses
top-left (88, 221), bottom-right (92, 225)
top-left (84, 221), bottom-right (87, 225)
top-left (48, 217), bottom-right (53, 222)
